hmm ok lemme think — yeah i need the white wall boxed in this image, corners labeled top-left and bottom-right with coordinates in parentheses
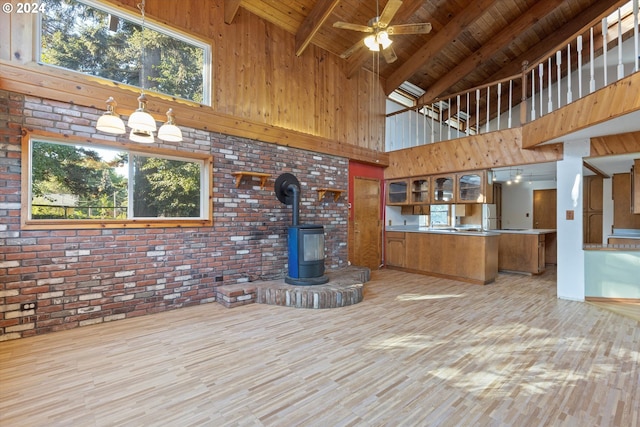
top-left (385, 206), bottom-right (420, 227)
top-left (556, 139), bottom-right (590, 301)
top-left (500, 180), bottom-right (557, 229)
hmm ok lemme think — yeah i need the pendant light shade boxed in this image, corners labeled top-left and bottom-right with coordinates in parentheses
top-left (128, 93), bottom-right (157, 132)
top-left (157, 109), bottom-right (183, 142)
top-left (129, 128), bottom-right (155, 143)
top-left (96, 97), bottom-right (126, 134)
top-left (364, 35), bottom-right (379, 51)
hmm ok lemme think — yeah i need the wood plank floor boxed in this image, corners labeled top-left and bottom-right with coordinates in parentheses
top-left (1, 267), bottom-right (639, 426)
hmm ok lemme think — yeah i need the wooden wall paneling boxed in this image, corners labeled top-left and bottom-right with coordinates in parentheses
top-left (384, 128), bottom-right (563, 179)
top-left (590, 131), bottom-right (640, 157)
top-left (522, 73), bottom-right (640, 148)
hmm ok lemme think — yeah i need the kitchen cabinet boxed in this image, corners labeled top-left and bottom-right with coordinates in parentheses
top-left (386, 179), bottom-right (409, 205)
top-left (410, 176), bottom-right (430, 204)
top-left (431, 175), bottom-right (455, 204)
top-left (385, 228), bottom-right (499, 284)
top-left (457, 171), bottom-right (493, 203)
top-left (385, 232), bottom-right (406, 267)
top-left (497, 230), bottom-right (556, 274)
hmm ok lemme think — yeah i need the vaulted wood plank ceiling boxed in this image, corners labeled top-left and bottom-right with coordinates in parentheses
top-left (226, 0), bottom-right (628, 105)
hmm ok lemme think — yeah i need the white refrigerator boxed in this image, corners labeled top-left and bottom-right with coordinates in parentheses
top-left (482, 204), bottom-right (499, 230)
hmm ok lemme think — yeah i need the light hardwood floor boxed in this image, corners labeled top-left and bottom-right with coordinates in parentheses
top-left (1, 268), bottom-right (639, 426)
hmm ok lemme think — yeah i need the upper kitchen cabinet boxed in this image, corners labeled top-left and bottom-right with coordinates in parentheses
top-left (457, 171), bottom-right (494, 203)
top-left (409, 177), bottom-right (430, 204)
top-left (386, 179), bottom-right (409, 205)
top-left (432, 175), bottom-right (455, 204)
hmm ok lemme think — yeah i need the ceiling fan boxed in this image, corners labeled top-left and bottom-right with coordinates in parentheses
top-left (333, 0), bottom-right (432, 63)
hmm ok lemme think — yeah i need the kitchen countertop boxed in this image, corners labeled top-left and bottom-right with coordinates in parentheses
top-left (490, 229), bottom-right (557, 235)
top-left (386, 225), bottom-right (499, 237)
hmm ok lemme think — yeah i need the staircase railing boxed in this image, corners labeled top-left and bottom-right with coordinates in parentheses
top-left (386, 0), bottom-right (640, 152)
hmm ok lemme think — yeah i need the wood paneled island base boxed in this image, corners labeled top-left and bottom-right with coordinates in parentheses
top-left (385, 229), bottom-right (499, 285)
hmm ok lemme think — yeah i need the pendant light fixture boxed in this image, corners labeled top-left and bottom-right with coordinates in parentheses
top-left (95, 0), bottom-right (182, 143)
top-left (96, 97), bottom-right (126, 134)
top-left (157, 109), bottom-right (183, 142)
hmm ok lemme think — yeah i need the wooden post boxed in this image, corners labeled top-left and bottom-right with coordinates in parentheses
top-left (520, 61), bottom-right (529, 125)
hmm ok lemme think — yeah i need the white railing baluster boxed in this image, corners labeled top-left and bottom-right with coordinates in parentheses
top-left (466, 93), bottom-right (470, 135)
top-left (508, 80), bottom-right (513, 128)
top-left (602, 18), bottom-right (608, 86)
top-left (539, 63), bottom-right (544, 118)
top-left (617, 8), bottom-right (624, 80)
top-left (556, 50), bottom-right (562, 109)
top-left (590, 27), bottom-right (596, 93)
top-left (431, 104), bottom-right (435, 144)
top-left (496, 84), bottom-right (501, 130)
top-left (548, 57), bottom-right (553, 113)
top-left (485, 87), bottom-right (490, 133)
top-left (567, 44), bottom-right (573, 103)
top-left (635, 0), bottom-right (639, 72)
top-left (457, 95), bottom-right (461, 134)
top-left (475, 89), bottom-right (480, 134)
top-left (447, 99), bottom-right (451, 139)
top-left (531, 68), bottom-right (536, 120)
top-left (577, 35), bottom-right (583, 98)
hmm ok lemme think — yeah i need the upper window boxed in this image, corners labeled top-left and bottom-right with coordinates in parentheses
top-left (23, 132), bottom-right (212, 229)
top-left (39, 0), bottom-right (211, 105)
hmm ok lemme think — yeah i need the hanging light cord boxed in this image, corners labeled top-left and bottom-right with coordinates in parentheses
top-left (137, 0), bottom-right (146, 93)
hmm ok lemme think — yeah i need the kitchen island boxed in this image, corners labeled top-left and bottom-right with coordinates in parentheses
top-left (385, 226), bottom-right (499, 284)
top-left (492, 229), bottom-right (557, 275)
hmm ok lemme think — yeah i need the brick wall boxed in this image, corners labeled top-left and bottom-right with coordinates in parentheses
top-left (0, 90), bottom-right (348, 340)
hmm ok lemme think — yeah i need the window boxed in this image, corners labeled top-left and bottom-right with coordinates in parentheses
top-left (39, 0), bottom-right (211, 105)
top-left (23, 132), bottom-right (212, 229)
top-left (429, 205), bottom-right (450, 227)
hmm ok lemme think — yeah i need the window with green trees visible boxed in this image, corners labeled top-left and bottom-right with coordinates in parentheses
top-left (39, 0), bottom-right (210, 105)
top-left (25, 135), bottom-right (211, 224)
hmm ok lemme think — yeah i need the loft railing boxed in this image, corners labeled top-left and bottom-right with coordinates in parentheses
top-left (386, 0), bottom-right (640, 152)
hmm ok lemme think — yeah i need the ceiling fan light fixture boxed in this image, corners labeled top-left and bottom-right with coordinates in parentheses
top-left (377, 31), bottom-right (392, 49)
top-left (364, 35), bottom-right (379, 51)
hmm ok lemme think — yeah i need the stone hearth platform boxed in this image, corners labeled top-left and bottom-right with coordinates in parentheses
top-left (216, 266), bottom-right (370, 309)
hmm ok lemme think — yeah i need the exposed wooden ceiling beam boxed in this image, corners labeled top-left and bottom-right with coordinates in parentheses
top-left (295, 0), bottom-right (341, 57)
top-left (483, 0), bottom-right (626, 85)
top-left (418, 0), bottom-right (565, 106)
top-left (583, 160), bottom-right (611, 178)
top-left (383, 0), bottom-right (500, 95)
top-left (224, 0), bottom-right (242, 24)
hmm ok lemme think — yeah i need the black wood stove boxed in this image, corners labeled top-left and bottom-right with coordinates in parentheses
top-left (275, 173), bottom-right (329, 285)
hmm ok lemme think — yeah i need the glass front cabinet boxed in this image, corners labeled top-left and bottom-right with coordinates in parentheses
top-left (409, 177), bottom-right (430, 204)
top-left (457, 171), bottom-right (493, 203)
top-left (431, 175), bottom-right (455, 204)
top-left (386, 179), bottom-right (409, 205)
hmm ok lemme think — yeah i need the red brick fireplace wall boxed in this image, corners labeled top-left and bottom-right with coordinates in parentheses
top-left (0, 90), bottom-right (348, 340)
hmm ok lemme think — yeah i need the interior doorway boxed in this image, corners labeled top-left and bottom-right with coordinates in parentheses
top-left (533, 189), bottom-right (557, 229)
top-left (351, 176), bottom-right (382, 270)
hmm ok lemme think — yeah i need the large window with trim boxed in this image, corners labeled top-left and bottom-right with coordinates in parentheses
top-left (39, 0), bottom-right (211, 105)
top-left (22, 132), bottom-right (212, 228)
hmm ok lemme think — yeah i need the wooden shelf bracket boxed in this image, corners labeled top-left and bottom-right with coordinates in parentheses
top-left (316, 188), bottom-right (344, 201)
top-left (232, 171), bottom-right (271, 189)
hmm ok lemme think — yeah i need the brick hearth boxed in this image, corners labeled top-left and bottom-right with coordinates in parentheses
top-left (216, 266), bottom-right (370, 309)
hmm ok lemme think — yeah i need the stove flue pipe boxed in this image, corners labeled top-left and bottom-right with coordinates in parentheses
top-left (288, 183), bottom-right (300, 226)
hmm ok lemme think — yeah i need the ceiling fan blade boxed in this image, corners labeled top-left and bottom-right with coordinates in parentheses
top-left (378, 0), bottom-right (403, 28)
top-left (383, 45), bottom-right (397, 64)
top-left (387, 23), bottom-right (432, 35)
top-left (340, 39), bottom-right (364, 59)
top-left (333, 21), bottom-right (373, 33)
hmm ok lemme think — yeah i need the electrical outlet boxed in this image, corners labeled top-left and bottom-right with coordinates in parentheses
top-left (21, 302), bottom-right (37, 311)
